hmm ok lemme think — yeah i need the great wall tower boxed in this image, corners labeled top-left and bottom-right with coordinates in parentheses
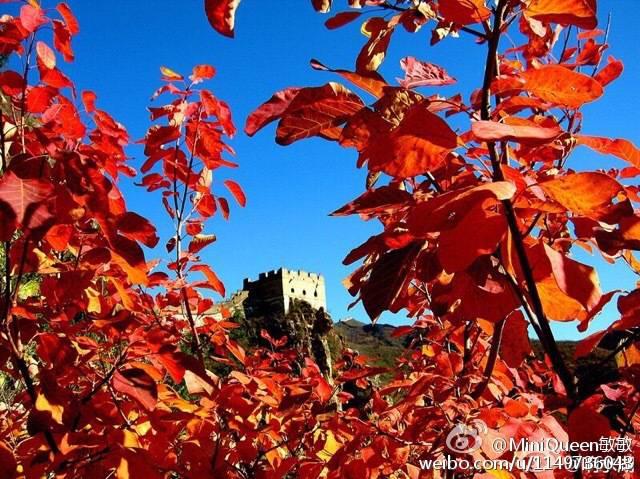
top-left (241, 268), bottom-right (327, 317)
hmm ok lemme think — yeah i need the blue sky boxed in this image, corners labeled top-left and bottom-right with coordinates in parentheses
top-left (33, 1), bottom-right (640, 339)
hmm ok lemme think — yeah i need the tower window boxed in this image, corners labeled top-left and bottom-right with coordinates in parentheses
top-left (290, 288), bottom-right (295, 293)
top-left (314, 291), bottom-right (318, 297)
top-left (302, 290), bottom-right (307, 295)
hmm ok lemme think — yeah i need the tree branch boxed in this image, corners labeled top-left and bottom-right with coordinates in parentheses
top-left (471, 317), bottom-right (505, 400)
top-left (480, 0), bottom-right (576, 400)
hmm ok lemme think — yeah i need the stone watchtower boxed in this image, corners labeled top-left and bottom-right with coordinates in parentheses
top-left (241, 268), bottom-right (326, 317)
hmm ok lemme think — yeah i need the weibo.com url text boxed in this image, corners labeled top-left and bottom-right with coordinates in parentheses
top-left (419, 455), bottom-right (635, 473)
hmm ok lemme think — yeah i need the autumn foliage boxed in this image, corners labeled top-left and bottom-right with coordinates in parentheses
top-left (0, 0), bottom-right (638, 478)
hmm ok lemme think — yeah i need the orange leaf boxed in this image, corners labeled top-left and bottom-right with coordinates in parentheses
top-left (190, 64), bottom-right (216, 83)
top-left (526, 0), bottom-right (597, 30)
top-left (594, 56), bottom-right (623, 87)
top-left (471, 120), bottom-right (562, 144)
top-left (575, 135), bottom-right (640, 168)
top-left (538, 172), bottom-right (624, 220)
top-left (190, 263), bottom-right (225, 296)
top-left (521, 65), bottom-right (602, 108)
top-left (367, 103), bottom-right (457, 178)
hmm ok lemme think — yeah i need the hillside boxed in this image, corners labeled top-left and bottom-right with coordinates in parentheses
top-left (332, 320), bottom-right (618, 396)
top-left (332, 318), bottom-right (406, 370)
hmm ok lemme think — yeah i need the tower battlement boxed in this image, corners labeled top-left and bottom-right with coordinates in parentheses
top-left (239, 267), bottom-right (326, 316)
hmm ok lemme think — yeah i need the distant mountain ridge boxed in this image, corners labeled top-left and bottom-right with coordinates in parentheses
top-left (333, 318), bottom-right (405, 370)
top-left (332, 319), bottom-right (617, 395)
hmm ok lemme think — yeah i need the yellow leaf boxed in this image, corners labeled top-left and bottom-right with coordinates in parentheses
top-left (421, 345), bottom-right (436, 357)
top-left (35, 393), bottom-right (64, 424)
top-left (316, 430), bottom-right (343, 462)
top-left (116, 457), bottom-right (129, 479)
top-left (110, 277), bottom-right (134, 310)
top-left (134, 420), bottom-right (152, 437)
top-left (122, 430), bottom-right (141, 449)
top-left (160, 66), bottom-right (183, 81)
top-left (86, 287), bottom-right (101, 314)
top-left (487, 469), bottom-right (513, 479)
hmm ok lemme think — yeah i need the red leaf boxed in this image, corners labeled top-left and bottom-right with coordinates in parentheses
top-left (112, 368), bottom-right (158, 411)
top-left (542, 243), bottom-right (602, 313)
top-left (539, 172), bottom-right (625, 221)
top-left (116, 212), bottom-right (159, 248)
top-left (575, 330), bottom-right (607, 358)
top-left (0, 171), bottom-right (54, 229)
top-left (226, 339), bottom-right (246, 365)
top-left (245, 87), bottom-right (301, 136)
top-left (0, 442), bottom-right (17, 479)
top-left (499, 311), bottom-right (532, 368)
top-left (310, 59), bottom-right (386, 98)
top-left (223, 179), bottom-right (246, 207)
top-left (356, 17), bottom-right (396, 73)
top-left (82, 90), bottom-right (97, 113)
top-left (438, 0), bottom-right (491, 26)
top-left (196, 193), bottom-right (216, 217)
top-left (325, 11), bottom-right (361, 29)
top-left (57, 3), bottom-right (79, 35)
top-left (52, 20), bottom-right (73, 62)
top-left (188, 234), bottom-right (217, 254)
top-left (437, 197), bottom-right (507, 272)
top-left (0, 71), bottom-right (25, 96)
top-left (200, 90), bottom-right (236, 136)
top-left (331, 185), bottom-right (412, 217)
top-left (218, 196), bottom-right (230, 220)
top-left (359, 244), bottom-right (421, 321)
top-left (398, 57), bottom-right (456, 89)
top-left (204, 0), bottom-right (241, 38)
top-left (156, 346), bottom-right (188, 383)
top-left (311, 0), bottom-right (332, 13)
top-left (26, 86), bottom-right (56, 113)
top-left (568, 405), bottom-right (611, 445)
top-left (273, 83), bottom-right (363, 145)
